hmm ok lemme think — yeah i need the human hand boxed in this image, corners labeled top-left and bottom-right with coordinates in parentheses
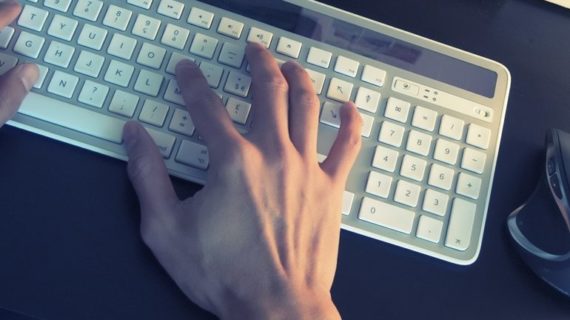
top-left (0, 1), bottom-right (39, 128)
top-left (123, 43), bottom-right (362, 319)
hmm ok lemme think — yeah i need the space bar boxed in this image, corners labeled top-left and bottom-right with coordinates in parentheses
top-left (19, 92), bottom-right (124, 144)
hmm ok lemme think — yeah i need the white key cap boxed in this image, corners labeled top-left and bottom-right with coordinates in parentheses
top-left (44, 41), bottom-right (75, 68)
top-left (406, 130), bottom-right (433, 156)
top-left (365, 171), bottom-right (393, 198)
top-left (77, 24), bottom-right (107, 50)
top-left (104, 60), bottom-right (134, 87)
top-left (416, 215), bottom-right (443, 243)
top-left (372, 146), bottom-right (399, 173)
top-left (164, 79), bottom-right (185, 105)
top-left (0, 53), bottom-right (18, 75)
top-left (217, 17), bottom-right (244, 39)
top-left (305, 69), bottom-right (325, 95)
top-left (355, 87), bottom-right (381, 113)
top-left (33, 65), bottom-right (49, 88)
top-left (109, 90), bottom-right (139, 118)
top-left (18, 5), bottom-right (49, 31)
top-left (166, 52), bottom-right (194, 75)
top-left (466, 124), bottom-right (491, 149)
top-left (445, 198), bottom-right (476, 251)
top-left (144, 127), bottom-right (176, 158)
top-left (14, 32), bottom-right (45, 59)
top-left (360, 113), bottom-right (374, 137)
top-left (134, 70), bottom-right (164, 97)
top-left (139, 100), bottom-right (169, 127)
top-left (394, 180), bottom-right (422, 208)
top-left (47, 71), bottom-right (79, 98)
top-left (0, 26), bottom-right (15, 49)
top-left (385, 97), bottom-right (411, 123)
top-left (47, 15), bottom-right (78, 41)
top-left (200, 61), bottom-right (224, 88)
top-left (428, 164), bottom-right (455, 191)
top-left (456, 172), bottom-right (482, 200)
top-left (400, 155), bottom-right (427, 182)
top-left (161, 23), bottom-right (190, 50)
top-left (378, 121), bottom-right (405, 147)
top-left (320, 102), bottom-right (341, 128)
top-left (190, 33), bottom-right (219, 59)
top-left (73, 0), bottom-right (104, 22)
top-left (276, 37), bottom-right (302, 58)
top-left (176, 140), bottom-right (209, 169)
top-left (412, 106), bottom-right (438, 132)
top-left (247, 27), bottom-right (273, 48)
top-left (342, 192), bottom-right (354, 215)
top-left (74, 50), bottom-right (105, 77)
top-left (108, 34), bottom-right (137, 60)
top-left (103, 5), bottom-right (132, 31)
top-left (224, 72), bottom-right (251, 97)
top-left (361, 65), bottom-right (386, 87)
top-left (219, 43), bottom-right (245, 68)
top-left (359, 197), bottom-right (415, 234)
top-left (334, 56), bottom-right (359, 78)
top-left (422, 189), bottom-right (449, 216)
top-left (188, 7), bottom-right (214, 29)
top-left (169, 108), bottom-right (195, 136)
top-left (439, 115), bottom-right (465, 141)
top-left (307, 47), bottom-right (332, 69)
top-left (226, 97), bottom-right (251, 125)
top-left (461, 148), bottom-right (487, 174)
top-left (327, 77), bottom-right (353, 102)
top-left (434, 139), bottom-right (460, 165)
top-left (78, 80), bottom-right (109, 108)
top-left (132, 14), bottom-right (161, 40)
top-left (158, 0), bottom-right (185, 20)
top-left (45, 0), bottom-right (71, 12)
top-left (137, 43), bottom-right (167, 69)
top-left (128, 0), bottom-right (153, 9)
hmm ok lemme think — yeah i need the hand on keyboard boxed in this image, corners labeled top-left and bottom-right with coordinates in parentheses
top-left (123, 43), bottom-right (362, 319)
top-left (0, 1), bottom-right (38, 128)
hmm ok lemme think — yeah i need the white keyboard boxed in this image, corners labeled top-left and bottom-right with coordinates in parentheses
top-left (1, 0), bottom-right (511, 265)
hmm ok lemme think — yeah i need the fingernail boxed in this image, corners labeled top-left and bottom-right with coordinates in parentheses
top-left (123, 121), bottom-right (140, 150)
top-left (14, 64), bottom-right (39, 92)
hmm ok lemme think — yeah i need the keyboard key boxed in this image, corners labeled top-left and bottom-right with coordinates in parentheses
top-left (145, 127), bottom-right (176, 158)
top-left (188, 7), bottom-right (215, 29)
top-left (307, 47), bottom-right (332, 69)
top-left (128, 0), bottom-right (153, 9)
top-left (108, 34), bottom-right (137, 60)
top-left (400, 155), bottom-right (427, 182)
top-left (169, 108), bottom-right (195, 136)
top-left (422, 189), bottom-right (449, 216)
top-left (360, 113), bottom-right (374, 137)
top-left (190, 33), bottom-right (219, 59)
top-left (439, 115), bottom-right (465, 141)
top-left (445, 198), bottom-right (476, 251)
top-left (226, 97), bottom-right (251, 125)
top-left (137, 43), bottom-right (167, 69)
top-left (134, 70), bottom-right (164, 97)
top-left (406, 130), bottom-right (433, 156)
top-left (342, 192), bottom-right (354, 215)
top-left (320, 102), bottom-right (342, 128)
top-left (44, 41), bottom-right (75, 68)
top-left (157, 0), bottom-right (185, 20)
top-left (47, 15), bottom-right (78, 41)
top-left (378, 121), bottom-right (405, 147)
top-left (78, 80), bottom-right (109, 108)
top-left (361, 65), bottom-right (386, 87)
top-left (365, 171), bottom-right (393, 198)
top-left (200, 61), bottom-right (224, 88)
top-left (305, 69), bottom-right (325, 95)
top-left (14, 32), bottom-right (45, 59)
top-left (45, 0), bottom-right (72, 12)
top-left (334, 56), bottom-right (359, 78)
top-left (354, 87), bottom-right (381, 113)
top-left (166, 52), bottom-right (194, 75)
top-left (104, 60), bottom-right (135, 87)
top-left (132, 14), bottom-right (161, 40)
top-left (176, 140), bottom-right (209, 169)
top-left (428, 164), bottom-right (455, 191)
top-left (219, 43), bottom-right (245, 68)
top-left (164, 79), bottom-right (185, 105)
top-left (18, 5), bottom-right (49, 31)
top-left (224, 72), bottom-right (251, 97)
top-left (161, 24), bottom-right (190, 50)
top-left (327, 77), bottom-right (353, 102)
top-left (78, 24), bottom-right (108, 50)
top-left (434, 139), bottom-right (460, 165)
top-left (103, 5), bottom-right (133, 31)
top-left (33, 65), bottom-right (49, 89)
top-left (47, 70), bottom-right (79, 98)
top-left (247, 27), bottom-right (273, 48)
top-left (412, 106), bottom-right (438, 132)
top-left (416, 215), bottom-right (443, 243)
top-left (73, 0), bottom-right (104, 22)
top-left (385, 97), bottom-right (411, 123)
top-left (394, 180), bottom-right (421, 208)
top-left (74, 50), bottom-right (105, 77)
top-left (276, 37), bottom-right (302, 59)
top-left (461, 148), bottom-right (487, 174)
top-left (372, 146), bottom-right (399, 173)
top-left (359, 197), bottom-right (415, 234)
top-left (456, 172), bottom-right (482, 199)
top-left (217, 17), bottom-right (244, 39)
top-left (109, 90), bottom-right (139, 118)
top-left (466, 124), bottom-right (491, 149)
top-left (0, 26), bottom-right (15, 49)
top-left (139, 100), bottom-right (169, 127)
top-left (0, 53), bottom-right (18, 75)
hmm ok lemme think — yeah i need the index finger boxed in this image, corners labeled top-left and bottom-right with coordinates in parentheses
top-left (0, 1), bottom-right (21, 28)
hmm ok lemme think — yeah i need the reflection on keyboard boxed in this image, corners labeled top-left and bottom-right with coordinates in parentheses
top-left (0, 0), bottom-right (508, 265)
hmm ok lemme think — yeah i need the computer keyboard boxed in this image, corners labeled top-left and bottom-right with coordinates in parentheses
top-left (1, 0), bottom-right (510, 265)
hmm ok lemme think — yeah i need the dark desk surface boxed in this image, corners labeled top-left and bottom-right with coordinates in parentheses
top-left (1, 0), bottom-right (570, 319)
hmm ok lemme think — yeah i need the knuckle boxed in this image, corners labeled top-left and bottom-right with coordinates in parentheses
top-left (262, 74), bottom-right (289, 92)
top-left (295, 89), bottom-right (319, 108)
top-left (128, 155), bottom-right (154, 183)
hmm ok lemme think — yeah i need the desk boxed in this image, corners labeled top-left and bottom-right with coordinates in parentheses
top-left (1, 0), bottom-right (569, 319)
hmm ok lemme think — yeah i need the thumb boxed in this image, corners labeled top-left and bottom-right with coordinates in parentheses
top-left (0, 64), bottom-right (39, 127)
top-left (123, 121), bottom-right (178, 219)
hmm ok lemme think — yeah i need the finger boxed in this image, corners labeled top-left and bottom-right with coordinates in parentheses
top-left (0, 0), bottom-right (21, 28)
top-left (281, 61), bottom-right (320, 156)
top-left (321, 102), bottom-right (363, 180)
top-left (246, 42), bottom-right (289, 141)
top-left (123, 122), bottom-right (179, 220)
top-left (175, 60), bottom-right (241, 151)
top-left (0, 64), bottom-right (39, 127)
